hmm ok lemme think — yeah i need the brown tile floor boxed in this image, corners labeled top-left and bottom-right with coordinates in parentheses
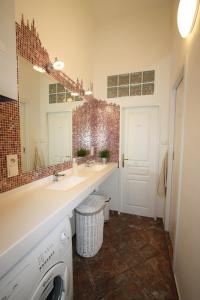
top-left (73, 212), bottom-right (178, 300)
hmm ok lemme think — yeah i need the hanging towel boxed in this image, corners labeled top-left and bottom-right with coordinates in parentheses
top-left (157, 151), bottom-right (168, 198)
top-left (33, 147), bottom-right (45, 170)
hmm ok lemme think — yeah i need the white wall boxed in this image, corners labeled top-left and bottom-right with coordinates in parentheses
top-left (0, 0), bottom-right (17, 99)
top-left (169, 1), bottom-right (200, 299)
top-left (15, 0), bottom-right (95, 89)
top-left (92, 0), bottom-right (173, 218)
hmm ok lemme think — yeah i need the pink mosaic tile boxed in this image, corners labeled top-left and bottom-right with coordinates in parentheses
top-left (73, 99), bottom-right (120, 162)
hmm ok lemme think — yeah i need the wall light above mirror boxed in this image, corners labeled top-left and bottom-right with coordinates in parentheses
top-left (52, 57), bottom-right (65, 70)
top-left (33, 65), bottom-right (46, 73)
top-left (46, 57), bottom-right (65, 72)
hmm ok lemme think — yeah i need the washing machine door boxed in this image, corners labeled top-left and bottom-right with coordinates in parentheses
top-left (31, 263), bottom-right (69, 300)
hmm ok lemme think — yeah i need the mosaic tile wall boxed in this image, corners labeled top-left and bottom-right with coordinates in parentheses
top-left (0, 17), bottom-right (120, 193)
top-left (107, 70), bottom-right (155, 98)
top-left (73, 99), bottom-right (120, 162)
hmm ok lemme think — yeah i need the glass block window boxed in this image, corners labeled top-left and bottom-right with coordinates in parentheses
top-left (107, 70), bottom-right (155, 98)
top-left (130, 72), bottom-right (142, 84)
top-left (49, 83), bottom-right (83, 104)
top-left (118, 86), bottom-right (129, 97)
top-left (107, 75), bottom-right (118, 87)
top-left (119, 74), bottom-right (129, 86)
top-left (130, 84), bottom-right (141, 96)
top-left (107, 87), bottom-right (117, 98)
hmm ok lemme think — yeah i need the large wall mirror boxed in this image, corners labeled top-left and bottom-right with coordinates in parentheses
top-left (15, 16), bottom-right (89, 174)
top-left (18, 55), bottom-right (75, 172)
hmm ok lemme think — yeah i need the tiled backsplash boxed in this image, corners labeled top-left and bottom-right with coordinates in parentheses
top-left (73, 99), bottom-right (120, 162)
top-left (0, 17), bottom-right (120, 193)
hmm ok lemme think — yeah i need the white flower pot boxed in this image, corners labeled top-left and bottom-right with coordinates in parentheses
top-left (102, 158), bottom-right (107, 164)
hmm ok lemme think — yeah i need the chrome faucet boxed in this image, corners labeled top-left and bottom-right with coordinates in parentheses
top-left (53, 171), bottom-right (65, 182)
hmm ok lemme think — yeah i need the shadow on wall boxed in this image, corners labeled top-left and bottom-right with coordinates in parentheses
top-left (73, 99), bottom-right (120, 162)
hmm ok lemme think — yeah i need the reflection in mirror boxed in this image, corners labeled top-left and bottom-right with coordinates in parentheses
top-left (18, 55), bottom-right (73, 172)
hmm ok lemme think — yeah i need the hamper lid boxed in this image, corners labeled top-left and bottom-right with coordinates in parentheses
top-left (92, 191), bottom-right (110, 201)
top-left (75, 195), bottom-right (105, 214)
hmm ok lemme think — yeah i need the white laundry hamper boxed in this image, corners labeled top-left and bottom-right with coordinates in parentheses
top-left (75, 195), bottom-right (105, 257)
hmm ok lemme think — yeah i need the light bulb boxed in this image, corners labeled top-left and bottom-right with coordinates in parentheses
top-left (53, 57), bottom-right (64, 70)
top-left (85, 90), bottom-right (92, 96)
top-left (71, 92), bottom-right (79, 96)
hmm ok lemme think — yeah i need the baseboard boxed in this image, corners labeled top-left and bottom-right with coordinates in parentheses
top-left (174, 273), bottom-right (181, 300)
top-left (164, 232), bottom-right (181, 299)
top-left (165, 232), bottom-right (173, 264)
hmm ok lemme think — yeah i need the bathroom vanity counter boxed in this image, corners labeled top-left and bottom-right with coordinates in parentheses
top-left (0, 163), bottom-right (118, 276)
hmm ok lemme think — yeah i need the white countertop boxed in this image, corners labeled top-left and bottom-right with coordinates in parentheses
top-left (0, 163), bottom-right (117, 277)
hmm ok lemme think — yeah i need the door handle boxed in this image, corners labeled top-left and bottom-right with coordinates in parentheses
top-left (122, 153), bottom-right (128, 167)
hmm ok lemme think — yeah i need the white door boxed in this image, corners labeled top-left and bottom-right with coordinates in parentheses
top-left (121, 107), bottom-right (159, 217)
top-left (48, 112), bottom-right (72, 165)
top-left (169, 80), bottom-right (184, 247)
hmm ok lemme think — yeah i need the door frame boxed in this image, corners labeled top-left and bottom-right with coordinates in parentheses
top-left (165, 64), bottom-right (187, 269)
top-left (120, 105), bottom-right (160, 218)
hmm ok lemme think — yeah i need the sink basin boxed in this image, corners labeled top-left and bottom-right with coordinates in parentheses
top-left (90, 164), bottom-right (107, 171)
top-left (47, 176), bottom-right (87, 191)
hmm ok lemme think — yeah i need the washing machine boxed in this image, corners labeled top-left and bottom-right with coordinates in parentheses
top-left (0, 217), bottom-right (73, 300)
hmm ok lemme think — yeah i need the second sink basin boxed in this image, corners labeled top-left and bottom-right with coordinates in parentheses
top-left (89, 164), bottom-right (107, 171)
top-left (47, 176), bottom-right (87, 191)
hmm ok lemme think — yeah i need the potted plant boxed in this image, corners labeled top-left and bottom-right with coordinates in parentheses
top-left (99, 149), bottom-right (110, 164)
top-left (76, 148), bottom-right (89, 157)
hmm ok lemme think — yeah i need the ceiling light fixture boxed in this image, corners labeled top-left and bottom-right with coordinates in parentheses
top-left (177, 0), bottom-right (199, 38)
top-left (85, 89), bottom-right (92, 96)
top-left (33, 65), bottom-right (46, 73)
top-left (53, 57), bottom-right (64, 70)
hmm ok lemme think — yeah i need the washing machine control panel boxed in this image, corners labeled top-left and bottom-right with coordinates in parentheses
top-left (37, 243), bottom-right (55, 271)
